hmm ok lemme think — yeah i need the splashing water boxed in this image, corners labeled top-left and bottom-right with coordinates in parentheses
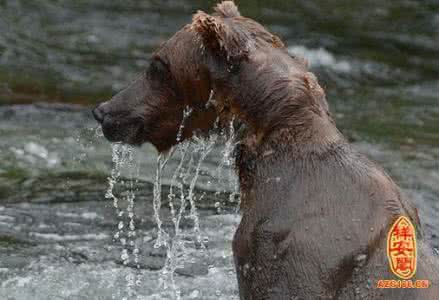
top-left (176, 106), bottom-right (193, 143)
top-left (103, 99), bottom-right (241, 299)
top-left (188, 136), bottom-right (217, 244)
top-left (212, 117), bottom-right (240, 212)
top-left (72, 125), bottom-right (104, 164)
top-left (151, 104), bottom-right (219, 298)
top-left (106, 143), bottom-right (140, 300)
top-left (153, 136), bottom-right (218, 299)
top-left (223, 117), bottom-right (240, 208)
top-left (153, 149), bottom-right (174, 249)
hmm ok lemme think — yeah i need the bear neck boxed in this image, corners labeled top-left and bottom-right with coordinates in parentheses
top-left (216, 82), bottom-right (343, 153)
top-left (212, 62), bottom-right (341, 149)
top-left (238, 106), bottom-right (344, 158)
top-left (234, 106), bottom-right (346, 210)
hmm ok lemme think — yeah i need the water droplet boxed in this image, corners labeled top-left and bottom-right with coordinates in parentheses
top-left (189, 289), bottom-right (200, 298)
top-left (121, 249), bottom-right (129, 261)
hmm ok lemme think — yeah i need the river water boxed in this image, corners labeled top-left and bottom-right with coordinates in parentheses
top-left (0, 0), bottom-right (438, 299)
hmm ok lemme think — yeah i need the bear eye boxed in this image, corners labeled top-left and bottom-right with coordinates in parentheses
top-left (147, 55), bottom-right (170, 80)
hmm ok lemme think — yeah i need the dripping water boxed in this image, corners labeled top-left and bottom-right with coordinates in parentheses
top-left (100, 93), bottom-right (242, 299)
top-left (149, 92), bottom-right (243, 299)
top-left (153, 149), bottom-right (174, 249)
top-left (212, 116), bottom-right (240, 213)
top-left (187, 136), bottom-right (217, 245)
top-left (154, 136), bottom-right (219, 299)
top-left (151, 104), bottom-right (225, 299)
top-left (176, 106), bottom-right (193, 143)
top-left (106, 143), bottom-right (141, 300)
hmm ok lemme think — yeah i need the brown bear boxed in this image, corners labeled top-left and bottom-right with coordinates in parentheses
top-left (93, 1), bottom-right (439, 299)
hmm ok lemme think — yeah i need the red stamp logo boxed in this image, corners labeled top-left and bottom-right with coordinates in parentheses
top-left (377, 215), bottom-right (429, 289)
top-left (387, 215), bottom-right (417, 279)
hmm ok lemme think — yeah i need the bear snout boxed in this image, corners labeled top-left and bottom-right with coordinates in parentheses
top-left (93, 102), bottom-right (146, 145)
top-left (92, 104), bottom-right (106, 124)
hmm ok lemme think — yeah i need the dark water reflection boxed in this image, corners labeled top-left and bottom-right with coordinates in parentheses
top-left (1, 1), bottom-right (438, 98)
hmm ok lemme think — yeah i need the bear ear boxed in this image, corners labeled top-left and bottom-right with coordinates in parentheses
top-left (213, 1), bottom-right (241, 18)
top-left (192, 10), bottom-right (248, 63)
top-left (192, 11), bottom-right (226, 54)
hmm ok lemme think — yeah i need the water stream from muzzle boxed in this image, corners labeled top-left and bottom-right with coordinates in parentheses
top-left (153, 135), bottom-right (218, 299)
top-left (104, 102), bottom-right (240, 299)
top-left (106, 143), bottom-right (141, 300)
top-left (216, 116), bottom-right (240, 211)
top-left (150, 111), bottom-right (240, 299)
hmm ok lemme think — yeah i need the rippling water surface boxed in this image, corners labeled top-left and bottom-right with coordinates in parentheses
top-left (0, 0), bottom-right (438, 299)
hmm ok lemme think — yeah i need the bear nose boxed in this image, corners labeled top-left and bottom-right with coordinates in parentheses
top-left (92, 104), bottom-right (105, 123)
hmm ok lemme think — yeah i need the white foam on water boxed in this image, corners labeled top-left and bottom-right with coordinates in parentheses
top-left (0, 221), bottom-right (12, 227)
top-left (0, 215), bottom-right (15, 222)
top-left (11, 142), bottom-right (60, 168)
top-left (55, 211), bottom-right (103, 220)
top-left (29, 232), bottom-right (109, 241)
top-left (61, 222), bottom-right (82, 227)
top-left (24, 142), bottom-right (49, 159)
top-left (37, 223), bottom-right (52, 229)
top-left (6, 276), bottom-right (33, 288)
top-left (288, 45), bottom-right (352, 73)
